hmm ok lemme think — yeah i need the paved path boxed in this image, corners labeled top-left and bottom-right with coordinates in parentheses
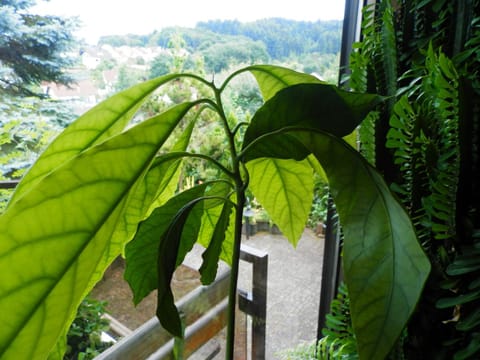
top-left (187, 228), bottom-right (325, 359)
top-left (240, 229), bottom-right (324, 359)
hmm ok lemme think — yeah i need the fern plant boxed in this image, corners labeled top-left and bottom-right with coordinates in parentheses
top-left (280, 283), bottom-right (357, 360)
top-left (319, 283), bottom-right (357, 359)
top-left (346, 0), bottom-right (480, 358)
top-left (386, 44), bottom-right (461, 249)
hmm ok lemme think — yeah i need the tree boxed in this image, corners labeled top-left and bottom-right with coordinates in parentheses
top-left (0, 1), bottom-right (78, 213)
top-left (0, 0), bottom-right (78, 96)
top-left (149, 53), bottom-right (174, 78)
top-left (114, 65), bottom-right (145, 92)
top-left (201, 38), bottom-right (269, 73)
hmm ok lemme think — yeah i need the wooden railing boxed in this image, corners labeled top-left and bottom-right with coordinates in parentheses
top-left (238, 244), bottom-right (268, 359)
top-left (0, 180), bottom-right (19, 189)
top-left (96, 245), bottom-right (268, 359)
top-left (96, 270), bottom-right (230, 360)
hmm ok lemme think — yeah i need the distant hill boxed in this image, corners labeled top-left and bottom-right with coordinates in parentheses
top-left (197, 18), bottom-right (342, 58)
top-left (98, 18), bottom-right (342, 60)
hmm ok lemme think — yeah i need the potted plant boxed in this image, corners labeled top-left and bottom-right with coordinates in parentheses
top-left (0, 65), bottom-right (430, 360)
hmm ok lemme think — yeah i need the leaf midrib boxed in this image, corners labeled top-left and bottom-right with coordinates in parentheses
top-left (1, 108), bottom-right (190, 358)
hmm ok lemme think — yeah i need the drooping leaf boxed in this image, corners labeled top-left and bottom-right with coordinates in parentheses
top-left (156, 198), bottom-right (205, 337)
top-left (124, 183), bottom-right (209, 306)
top-left (8, 74), bottom-right (180, 207)
top-left (199, 201), bottom-right (233, 284)
top-left (196, 186), bottom-right (236, 266)
top-left (220, 204), bottom-right (237, 265)
top-left (242, 83), bottom-right (382, 161)
top-left (243, 128), bottom-right (431, 360)
top-left (176, 181), bottom-right (233, 267)
top-left (50, 117), bottom-right (194, 359)
top-left (316, 126), bottom-right (353, 200)
top-left (200, 205), bottom-right (237, 266)
top-left (125, 179), bottom-right (233, 336)
top-left (246, 157), bottom-right (313, 245)
top-left (246, 64), bottom-right (322, 101)
top-left (0, 102), bottom-right (195, 360)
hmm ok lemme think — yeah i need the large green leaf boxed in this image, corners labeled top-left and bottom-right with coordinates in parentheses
top-left (246, 157), bottom-right (313, 245)
top-left (243, 129), bottom-right (431, 360)
top-left (125, 180), bottom-right (232, 335)
top-left (124, 183), bottom-right (208, 306)
top-left (8, 74), bottom-right (180, 207)
top-left (112, 119), bottom-right (197, 250)
top-left (0, 102), bottom-right (195, 359)
top-left (151, 182), bottom-right (232, 336)
top-left (242, 83), bottom-right (382, 160)
top-left (156, 198), bottom-right (205, 337)
top-left (246, 64), bottom-right (322, 100)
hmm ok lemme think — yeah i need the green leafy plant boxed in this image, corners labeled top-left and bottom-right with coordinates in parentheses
top-left (0, 97), bottom-right (75, 209)
top-left (279, 283), bottom-right (357, 360)
top-left (0, 65), bottom-right (430, 360)
top-left (278, 341), bottom-right (321, 360)
top-left (64, 297), bottom-right (112, 360)
top-left (307, 176), bottom-right (329, 230)
top-left (347, 0), bottom-right (480, 358)
top-left (320, 283), bottom-right (357, 358)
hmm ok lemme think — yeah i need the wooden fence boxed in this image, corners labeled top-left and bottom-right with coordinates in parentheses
top-left (96, 245), bottom-right (268, 359)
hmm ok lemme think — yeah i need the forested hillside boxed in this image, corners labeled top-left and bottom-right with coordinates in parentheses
top-left (99, 18), bottom-right (342, 60)
top-left (197, 18), bottom-right (341, 58)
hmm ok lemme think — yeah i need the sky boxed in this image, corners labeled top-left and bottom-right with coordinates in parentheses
top-left (32, 0), bottom-right (345, 44)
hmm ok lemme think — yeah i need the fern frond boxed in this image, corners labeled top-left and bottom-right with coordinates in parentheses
top-left (358, 110), bottom-right (379, 166)
top-left (348, 2), bottom-right (376, 93)
top-left (348, 44), bottom-right (369, 93)
top-left (379, 0), bottom-right (398, 104)
top-left (386, 95), bottom-right (416, 204)
top-left (421, 45), bottom-right (460, 243)
top-left (313, 283), bottom-right (357, 359)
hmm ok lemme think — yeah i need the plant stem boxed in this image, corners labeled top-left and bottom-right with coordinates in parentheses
top-left (225, 187), bottom-right (246, 359)
top-left (211, 85), bottom-right (246, 359)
